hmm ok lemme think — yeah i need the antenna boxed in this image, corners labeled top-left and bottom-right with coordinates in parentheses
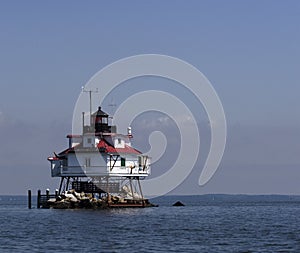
top-left (82, 87), bottom-right (98, 126)
top-left (108, 98), bottom-right (116, 124)
top-left (108, 97), bottom-right (117, 114)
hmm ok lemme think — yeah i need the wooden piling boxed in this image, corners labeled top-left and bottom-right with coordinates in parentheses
top-left (46, 189), bottom-right (50, 200)
top-left (37, 190), bottom-right (41, 208)
top-left (28, 190), bottom-right (31, 209)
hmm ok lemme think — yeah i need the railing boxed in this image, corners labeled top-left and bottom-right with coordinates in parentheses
top-left (37, 189), bottom-right (58, 208)
top-left (52, 165), bottom-right (150, 177)
top-left (72, 181), bottom-right (120, 193)
top-left (61, 165), bottom-right (108, 175)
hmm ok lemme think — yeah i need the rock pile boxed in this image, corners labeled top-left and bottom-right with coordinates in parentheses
top-left (46, 189), bottom-right (108, 209)
top-left (172, 201), bottom-right (185, 206)
top-left (46, 189), bottom-right (157, 209)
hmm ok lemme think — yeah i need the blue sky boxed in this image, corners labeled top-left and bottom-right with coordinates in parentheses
top-left (0, 1), bottom-right (299, 195)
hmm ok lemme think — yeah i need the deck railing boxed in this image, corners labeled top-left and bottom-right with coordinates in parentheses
top-left (52, 165), bottom-right (150, 177)
top-left (37, 189), bottom-right (57, 208)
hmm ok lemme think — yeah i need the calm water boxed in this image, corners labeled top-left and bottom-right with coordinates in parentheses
top-left (1, 195), bottom-right (300, 252)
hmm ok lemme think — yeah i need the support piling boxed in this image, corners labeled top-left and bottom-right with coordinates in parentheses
top-left (46, 189), bottom-right (50, 201)
top-left (37, 190), bottom-right (41, 209)
top-left (28, 190), bottom-right (31, 209)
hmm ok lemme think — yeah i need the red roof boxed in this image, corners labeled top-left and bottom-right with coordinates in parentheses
top-left (49, 139), bottom-right (141, 160)
top-left (97, 139), bottom-right (116, 153)
top-left (97, 139), bottom-right (141, 154)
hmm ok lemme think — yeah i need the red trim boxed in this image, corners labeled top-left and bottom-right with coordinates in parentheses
top-left (47, 157), bottom-right (59, 161)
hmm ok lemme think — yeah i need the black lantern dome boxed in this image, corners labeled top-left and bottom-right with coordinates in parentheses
top-left (92, 107), bottom-right (110, 133)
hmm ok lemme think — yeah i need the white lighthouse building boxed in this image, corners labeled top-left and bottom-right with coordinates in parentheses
top-left (47, 106), bottom-right (151, 207)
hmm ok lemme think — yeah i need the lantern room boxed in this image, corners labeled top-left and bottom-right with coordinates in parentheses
top-left (92, 106), bottom-right (110, 133)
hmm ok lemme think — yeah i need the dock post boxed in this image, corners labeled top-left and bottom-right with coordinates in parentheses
top-left (55, 189), bottom-right (59, 197)
top-left (28, 190), bottom-right (32, 209)
top-left (37, 190), bottom-right (41, 209)
top-left (46, 188), bottom-right (50, 201)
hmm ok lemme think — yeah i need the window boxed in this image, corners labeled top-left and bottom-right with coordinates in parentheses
top-left (85, 158), bottom-right (91, 167)
top-left (118, 138), bottom-right (121, 144)
top-left (121, 157), bottom-right (125, 167)
top-left (62, 159), bottom-right (67, 167)
top-left (87, 138), bottom-right (92, 144)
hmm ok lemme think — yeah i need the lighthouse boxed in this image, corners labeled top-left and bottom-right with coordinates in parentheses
top-left (47, 106), bottom-right (152, 208)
